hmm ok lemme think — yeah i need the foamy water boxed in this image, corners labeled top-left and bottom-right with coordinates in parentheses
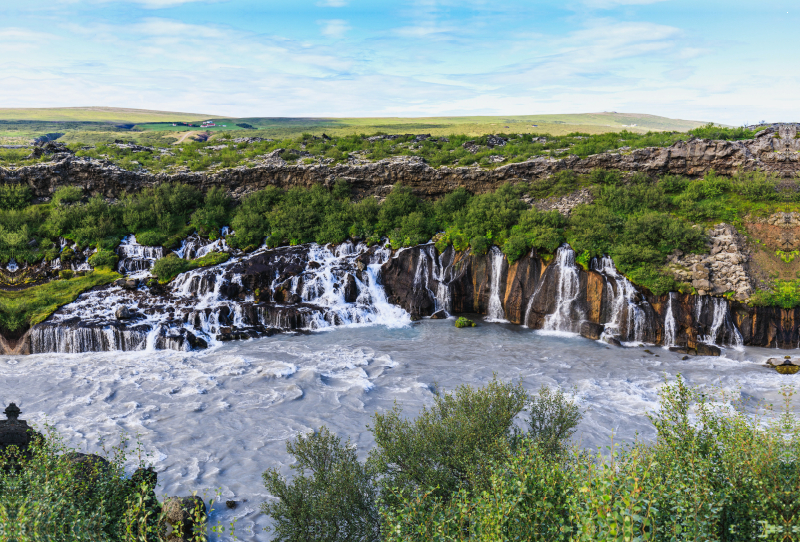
top-left (0, 319), bottom-right (795, 540)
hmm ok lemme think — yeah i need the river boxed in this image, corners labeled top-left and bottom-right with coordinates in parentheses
top-left (0, 318), bottom-right (793, 540)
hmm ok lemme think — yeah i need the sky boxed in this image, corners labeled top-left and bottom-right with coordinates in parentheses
top-left (0, 1), bottom-right (797, 124)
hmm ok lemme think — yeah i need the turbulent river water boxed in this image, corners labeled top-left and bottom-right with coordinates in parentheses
top-left (0, 318), bottom-right (794, 540)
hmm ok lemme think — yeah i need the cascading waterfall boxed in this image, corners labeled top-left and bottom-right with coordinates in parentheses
top-left (486, 246), bottom-right (507, 322)
top-left (702, 297), bottom-right (744, 349)
top-left (592, 256), bottom-right (647, 343)
top-left (117, 236), bottom-right (164, 275)
top-left (663, 292), bottom-right (677, 347)
top-left (542, 245), bottom-right (583, 333)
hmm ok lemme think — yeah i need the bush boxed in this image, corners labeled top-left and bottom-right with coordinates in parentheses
top-left (52, 186), bottom-right (83, 206)
top-left (59, 269), bottom-right (74, 280)
top-left (381, 377), bottom-right (798, 542)
top-left (469, 235), bottom-right (489, 255)
top-left (88, 249), bottom-right (119, 269)
top-left (262, 427), bottom-right (379, 542)
top-left (454, 316), bottom-right (476, 328)
top-left (152, 254), bottom-right (189, 283)
top-left (502, 235), bottom-right (529, 263)
top-left (0, 183), bottom-right (32, 210)
top-left (370, 377), bottom-right (525, 511)
top-left (0, 428), bottom-right (165, 542)
top-left (134, 230), bottom-right (166, 246)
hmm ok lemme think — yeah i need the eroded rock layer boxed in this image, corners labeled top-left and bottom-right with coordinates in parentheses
top-left (3, 128), bottom-right (800, 201)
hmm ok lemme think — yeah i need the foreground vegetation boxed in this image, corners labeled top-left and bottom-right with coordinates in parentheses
top-left (0, 427), bottom-right (217, 542)
top-left (0, 124), bottom-right (756, 173)
top-left (263, 377), bottom-right (799, 542)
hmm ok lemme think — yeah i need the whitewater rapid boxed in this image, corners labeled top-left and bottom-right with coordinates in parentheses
top-left (0, 320), bottom-right (794, 540)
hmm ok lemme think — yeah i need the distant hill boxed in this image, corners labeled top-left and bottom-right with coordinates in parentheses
top-left (0, 108), bottom-right (712, 143)
top-left (0, 107), bottom-right (214, 123)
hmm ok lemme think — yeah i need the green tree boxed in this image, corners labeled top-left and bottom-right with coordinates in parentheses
top-left (262, 427), bottom-right (379, 542)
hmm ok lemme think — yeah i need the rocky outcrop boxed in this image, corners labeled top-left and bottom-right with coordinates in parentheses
top-left (667, 223), bottom-right (753, 299)
top-left (4, 128), bottom-right (800, 201)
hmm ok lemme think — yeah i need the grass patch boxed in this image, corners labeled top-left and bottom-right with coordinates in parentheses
top-left (153, 252), bottom-right (230, 284)
top-left (0, 268), bottom-right (120, 331)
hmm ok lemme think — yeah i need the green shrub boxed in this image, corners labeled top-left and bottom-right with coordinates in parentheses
top-left (152, 254), bottom-right (189, 283)
top-left (59, 269), bottom-right (74, 280)
top-left (52, 186), bottom-right (83, 206)
top-left (262, 427), bottom-right (379, 542)
top-left (454, 316), bottom-right (476, 328)
top-left (153, 252), bottom-right (230, 284)
top-left (0, 427), bottom-right (166, 542)
top-left (369, 378), bottom-right (525, 506)
top-left (134, 230), bottom-right (166, 246)
top-left (502, 235), bottom-right (529, 263)
top-left (88, 249), bottom-right (119, 269)
top-left (469, 235), bottom-right (489, 255)
top-left (381, 377), bottom-right (798, 542)
top-left (0, 184), bottom-right (32, 210)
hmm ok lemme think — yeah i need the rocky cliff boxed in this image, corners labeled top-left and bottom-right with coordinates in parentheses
top-left (3, 125), bottom-right (800, 201)
top-left (8, 239), bottom-right (796, 355)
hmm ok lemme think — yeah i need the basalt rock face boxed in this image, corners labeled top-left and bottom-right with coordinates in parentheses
top-left (3, 129), bottom-right (800, 201)
top-left (381, 245), bottom-right (754, 349)
top-left (8, 239), bottom-right (800, 355)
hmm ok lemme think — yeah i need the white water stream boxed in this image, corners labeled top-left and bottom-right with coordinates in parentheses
top-left (542, 245), bottom-right (583, 333)
top-left (485, 246), bottom-right (507, 322)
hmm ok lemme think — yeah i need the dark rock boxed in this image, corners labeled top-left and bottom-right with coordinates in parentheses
top-left (682, 355), bottom-right (689, 360)
top-left (486, 134), bottom-right (507, 148)
top-left (697, 343), bottom-right (722, 356)
top-left (115, 306), bottom-right (138, 320)
top-left (163, 496), bottom-right (206, 542)
top-left (64, 452), bottom-right (112, 495)
top-left (430, 310), bottom-right (448, 320)
top-left (0, 403), bottom-right (42, 461)
top-left (225, 500), bottom-right (237, 509)
top-left (123, 279), bottom-right (139, 290)
top-left (604, 336), bottom-right (623, 347)
top-left (580, 321), bottom-right (604, 340)
top-left (668, 346), bottom-right (689, 354)
top-left (343, 273), bottom-right (358, 303)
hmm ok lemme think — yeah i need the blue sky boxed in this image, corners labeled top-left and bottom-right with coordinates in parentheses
top-left (0, 1), bottom-right (797, 124)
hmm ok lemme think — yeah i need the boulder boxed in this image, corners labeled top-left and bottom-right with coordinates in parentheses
top-left (696, 343), bottom-right (721, 356)
top-left (580, 321), bottom-right (604, 340)
top-left (163, 496), bottom-right (207, 542)
top-left (668, 346), bottom-right (689, 354)
top-left (115, 306), bottom-right (138, 320)
top-left (430, 310), bottom-right (448, 320)
top-left (0, 403), bottom-right (43, 462)
top-left (343, 273), bottom-right (358, 303)
top-left (604, 336), bottom-right (623, 347)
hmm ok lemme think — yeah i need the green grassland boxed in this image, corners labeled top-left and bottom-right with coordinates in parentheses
top-left (0, 109), bottom-right (711, 147)
top-left (0, 107), bottom-right (214, 123)
top-left (156, 112), bottom-right (709, 139)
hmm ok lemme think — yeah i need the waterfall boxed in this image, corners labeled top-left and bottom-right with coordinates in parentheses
top-left (6, 259), bottom-right (18, 272)
top-left (542, 245), bottom-right (583, 333)
top-left (297, 242), bottom-right (409, 329)
top-left (30, 325), bottom-right (148, 354)
top-left (117, 235), bottom-right (164, 275)
top-left (663, 292), bottom-right (677, 347)
top-left (702, 297), bottom-right (743, 349)
top-left (592, 256), bottom-right (647, 343)
top-left (486, 246), bottom-right (507, 322)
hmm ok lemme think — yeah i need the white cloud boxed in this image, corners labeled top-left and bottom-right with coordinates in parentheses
top-left (316, 0), bottom-right (348, 6)
top-left (318, 19), bottom-right (350, 39)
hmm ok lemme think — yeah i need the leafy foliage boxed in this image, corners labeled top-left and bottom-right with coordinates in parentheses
top-left (262, 427), bottom-right (379, 542)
